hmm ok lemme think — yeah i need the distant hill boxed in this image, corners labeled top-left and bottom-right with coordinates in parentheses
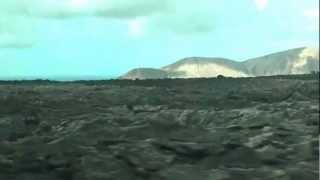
top-left (120, 47), bottom-right (319, 79)
top-left (120, 68), bottom-right (168, 80)
top-left (162, 57), bottom-right (249, 78)
top-left (244, 47), bottom-right (319, 76)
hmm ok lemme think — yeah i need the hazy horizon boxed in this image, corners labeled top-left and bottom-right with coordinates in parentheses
top-left (0, 0), bottom-right (319, 79)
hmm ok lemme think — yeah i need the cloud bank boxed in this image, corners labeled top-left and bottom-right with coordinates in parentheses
top-left (27, 0), bottom-right (171, 19)
top-left (0, 2), bottom-right (35, 48)
top-left (1, 0), bottom-right (317, 49)
top-left (0, 0), bottom-right (217, 48)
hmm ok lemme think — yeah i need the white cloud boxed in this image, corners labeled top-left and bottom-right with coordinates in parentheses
top-left (304, 8), bottom-right (319, 18)
top-left (0, 10), bottom-right (35, 48)
top-left (128, 18), bottom-right (147, 38)
top-left (0, 0), bottom-right (216, 48)
top-left (303, 8), bottom-right (319, 33)
top-left (254, 0), bottom-right (269, 11)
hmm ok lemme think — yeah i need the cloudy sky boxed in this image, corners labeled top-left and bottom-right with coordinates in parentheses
top-left (0, 0), bottom-right (319, 79)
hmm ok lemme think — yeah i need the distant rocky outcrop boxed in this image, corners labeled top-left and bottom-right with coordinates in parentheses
top-left (120, 68), bottom-right (168, 80)
top-left (121, 47), bottom-right (319, 79)
top-left (162, 57), bottom-right (249, 78)
top-left (244, 47), bottom-right (319, 76)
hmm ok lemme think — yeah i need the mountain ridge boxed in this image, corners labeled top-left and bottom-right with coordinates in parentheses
top-left (120, 47), bottom-right (319, 79)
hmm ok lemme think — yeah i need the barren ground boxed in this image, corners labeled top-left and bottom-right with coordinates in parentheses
top-left (0, 75), bottom-right (319, 180)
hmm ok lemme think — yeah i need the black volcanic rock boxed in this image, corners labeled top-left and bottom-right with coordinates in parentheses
top-left (0, 75), bottom-right (318, 180)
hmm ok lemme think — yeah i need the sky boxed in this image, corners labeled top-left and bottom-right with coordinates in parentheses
top-left (0, 0), bottom-right (319, 79)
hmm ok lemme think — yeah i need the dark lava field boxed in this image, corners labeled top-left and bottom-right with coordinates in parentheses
top-left (0, 75), bottom-right (319, 180)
